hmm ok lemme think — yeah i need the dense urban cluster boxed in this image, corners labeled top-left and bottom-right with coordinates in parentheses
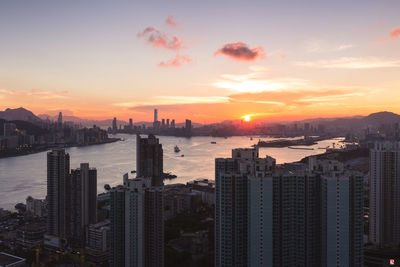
top-left (2, 112), bottom-right (400, 266)
top-left (0, 111), bottom-right (117, 158)
top-left (109, 109), bottom-right (193, 137)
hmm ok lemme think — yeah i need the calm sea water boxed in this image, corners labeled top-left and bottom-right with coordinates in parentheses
top-left (0, 134), bottom-right (343, 210)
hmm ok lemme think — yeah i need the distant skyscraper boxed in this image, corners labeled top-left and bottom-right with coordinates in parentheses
top-left (185, 119), bottom-right (192, 137)
top-left (171, 119), bottom-right (175, 128)
top-left (369, 141), bottom-right (400, 247)
top-left (47, 149), bottom-right (70, 237)
top-left (68, 163), bottom-right (97, 247)
top-left (154, 109), bottom-right (158, 122)
top-left (166, 119), bottom-right (170, 128)
top-left (153, 109), bottom-right (160, 130)
top-left (161, 118), bottom-right (165, 128)
top-left (129, 118), bottom-right (133, 129)
top-left (112, 117), bottom-right (117, 131)
top-left (136, 134), bottom-right (163, 186)
top-left (58, 112), bottom-right (63, 128)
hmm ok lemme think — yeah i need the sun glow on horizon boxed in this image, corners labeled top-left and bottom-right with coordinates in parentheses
top-left (242, 115), bottom-right (251, 122)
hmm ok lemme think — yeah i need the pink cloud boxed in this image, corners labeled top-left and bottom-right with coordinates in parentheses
top-left (214, 42), bottom-right (265, 61)
top-left (137, 26), bottom-right (185, 50)
top-left (374, 27), bottom-right (400, 43)
top-left (165, 16), bottom-right (177, 27)
top-left (390, 27), bottom-right (400, 38)
top-left (158, 54), bottom-right (192, 67)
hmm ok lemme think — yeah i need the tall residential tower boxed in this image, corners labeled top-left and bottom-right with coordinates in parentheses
top-left (47, 149), bottom-right (70, 237)
top-left (68, 163), bottom-right (97, 247)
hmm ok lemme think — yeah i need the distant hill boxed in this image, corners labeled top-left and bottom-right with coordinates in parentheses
top-left (3, 107), bottom-right (400, 131)
top-left (0, 107), bottom-right (42, 124)
top-left (288, 111), bottom-right (400, 132)
top-left (362, 111), bottom-right (400, 125)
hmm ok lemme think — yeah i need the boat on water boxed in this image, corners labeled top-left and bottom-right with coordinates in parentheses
top-left (211, 141), bottom-right (217, 144)
top-left (174, 145), bottom-right (180, 153)
top-left (250, 137), bottom-right (253, 140)
top-left (163, 172), bottom-right (177, 180)
top-left (181, 154), bottom-right (185, 157)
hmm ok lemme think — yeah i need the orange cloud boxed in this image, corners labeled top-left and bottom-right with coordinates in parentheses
top-left (215, 42), bottom-right (265, 61)
top-left (122, 87), bottom-right (369, 123)
top-left (137, 26), bottom-right (185, 50)
top-left (158, 54), bottom-right (192, 67)
top-left (390, 27), bottom-right (400, 38)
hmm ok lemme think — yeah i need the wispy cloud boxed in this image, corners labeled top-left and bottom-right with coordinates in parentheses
top-left (158, 54), bottom-right (192, 67)
top-left (298, 92), bottom-right (365, 103)
top-left (248, 65), bottom-right (272, 72)
top-left (305, 40), bottom-right (356, 53)
top-left (296, 57), bottom-right (400, 69)
top-left (268, 49), bottom-right (288, 59)
top-left (137, 26), bottom-right (185, 50)
top-left (214, 42), bottom-right (265, 61)
top-left (229, 87), bottom-right (370, 108)
top-left (0, 89), bottom-right (70, 99)
top-left (336, 44), bottom-right (355, 51)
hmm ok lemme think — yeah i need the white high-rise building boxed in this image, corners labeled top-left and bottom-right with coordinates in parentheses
top-left (215, 147), bottom-right (275, 267)
top-left (216, 148), bottom-right (364, 267)
top-left (248, 174), bottom-right (273, 267)
top-left (110, 175), bottom-right (149, 267)
top-left (369, 141), bottom-right (400, 247)
top-left (310, 159), bottom-right (364, 267)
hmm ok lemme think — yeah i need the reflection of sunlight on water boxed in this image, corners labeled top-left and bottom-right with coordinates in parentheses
top-left (0, 134), bottom-right (343, 210)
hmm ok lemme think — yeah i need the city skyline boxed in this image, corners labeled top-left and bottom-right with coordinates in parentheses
top-left (0, 0), bottom-right (399, 123)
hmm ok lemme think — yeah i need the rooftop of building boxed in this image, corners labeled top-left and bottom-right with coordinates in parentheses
top-left (0, 252), bottom-right (26, 266)
top-left (89, 220), bottom-right (110, 229)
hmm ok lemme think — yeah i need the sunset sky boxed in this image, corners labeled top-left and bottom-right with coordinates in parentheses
top-left (0, 0), bottom-right (399, 123)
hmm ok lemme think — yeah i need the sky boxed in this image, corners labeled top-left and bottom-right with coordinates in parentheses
top-left (0, 0), bottom-right (399, 123)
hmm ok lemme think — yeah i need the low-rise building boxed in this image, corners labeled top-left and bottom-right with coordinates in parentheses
top-left (85, 220), bottom-right (110, 264)
top-left (16, 223), bottom-right (46, 249)
top-left (25, 196), bottom-right (46, 217)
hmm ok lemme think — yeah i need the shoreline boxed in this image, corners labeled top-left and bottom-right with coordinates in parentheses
top-left (0, 137), bottom-right (121, 159)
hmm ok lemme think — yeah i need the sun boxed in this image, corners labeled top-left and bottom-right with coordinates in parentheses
top-left (242, 115), bottom-right (251, 122)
